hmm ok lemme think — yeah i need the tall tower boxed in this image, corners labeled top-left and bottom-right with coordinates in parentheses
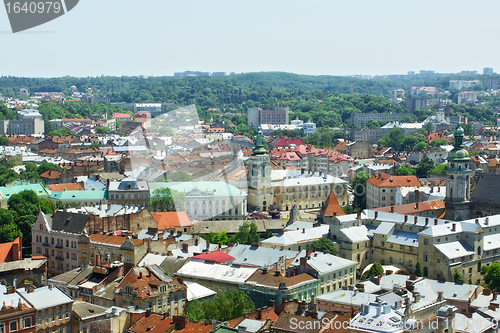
top-left (247, 128), bottom-right (272, 212)
top-left (444, 125), bottom-right (472, 221)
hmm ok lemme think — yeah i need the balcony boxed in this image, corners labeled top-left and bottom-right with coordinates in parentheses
top-left (55, 244), bottom-right (63, 249)
top-left (55, 256), bottom-right (64, 261)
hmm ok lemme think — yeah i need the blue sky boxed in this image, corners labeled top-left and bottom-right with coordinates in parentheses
top-left (0, 0), bottom-right (499, 77)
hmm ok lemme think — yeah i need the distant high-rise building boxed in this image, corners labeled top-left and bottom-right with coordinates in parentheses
top-left (484, 67), bottom-right (494, 75)
top-left (247, 107), bottom-right (289, 128)
top-left (0, 109), bottom-right (44, 135)
top-left (488, 79), bottom-right (498, 90)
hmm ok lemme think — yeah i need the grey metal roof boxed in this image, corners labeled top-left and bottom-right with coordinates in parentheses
top-left (236, 319), bottom-right (265, 333)
top-left (387, 230), bottom-right (419, 247)
top-left (426, 279), bottom-right (478, 301)
top-left (18, 285), bottom-right (73, 310)
top-left (302, 252), bottom-right (356, 275)
top-left (373, 222), bottom-right (394, 235)
top-left (229, 244), bottom-right (299, 268)
top-left (48, 265), bottom-right (94, 287)
top-left (51, 211), bottom-right (90, 234)
top-left (434, 241), bottom-right (475, 260)
top-left (316, 289), bottom-right (377, 307)
top-left (0, 258), bottom-right (46, 273)
top-left (340, 225), bottom-right (369, 243)
top-left (471, 173), bottom-right (500, 205)
top-left (148, 264), bottom-right (172, 282)
top-left (72, 301), bottom-right (108, 319)
top-left (0, 284), bottom-right (32, 309)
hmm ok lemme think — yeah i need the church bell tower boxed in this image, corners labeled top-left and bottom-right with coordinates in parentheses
top-left (247, 128), bottom-right (272, 212)
top-left (444, 125), bottom-right (472, 220)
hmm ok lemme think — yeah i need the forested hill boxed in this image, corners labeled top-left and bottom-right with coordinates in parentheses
top-left (1, 72), bottom-right (495, 103)
top-left (2, 72), bottom-right (500, 127)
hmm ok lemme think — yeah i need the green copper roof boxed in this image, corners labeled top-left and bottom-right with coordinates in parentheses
top-left (0, 183), bottom-right (50, 199)
top-left (448, 124), bottom-right (470, 161)
top-left (49, 190), bottom-right (107, 201)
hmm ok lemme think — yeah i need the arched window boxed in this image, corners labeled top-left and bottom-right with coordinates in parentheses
top-left (66, 240), bottom-right (69, 247)
top-left (478, 246), bottom-right (482, 256)
top-left (51, 237), bottom-right (54, 244)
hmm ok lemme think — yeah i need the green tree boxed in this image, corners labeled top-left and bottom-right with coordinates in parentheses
top-left (167, 171), bottom-right (194, 182)
top-left (377, 128), bottom-right (405, 151)
top-left (366, 120), bottom-right (380, 129)
top-left (414, 261), bottom-right (422, 277)
top-left (424, 122), bottom-right (434, 134)
top-left (453, 268), bottom-right (463, 282)
top-left (430, 138), bottom-right (449, 147)
top-left (264, 229), bottom-right (273, 239)
top-left (185, 290), bottom-right (255, 322)
top-left (416, 156), bottom-right (435, 178)
top-left (94, 127), bottom-right (108, 134)
top-left (481, 262), bottom-right (500, 291)
top-left (396, 164), bottom-right (416, 176)
top-left (431, 164), bottom-right (447, 175)
top-left (414, 142), bottom-right (428, 152)
top-left (0, 137), bottom-right (9, 145)
top-left (352, 172), bottom-right (369, 210)
top-left (307, 238), bottom-right (338, 255)
top-left (149, 188), bottom-right (186, 212)
top-left (228, 221), bottom-right (259, 245)
top-left (207, 231), bottom-right (228, 245)
top-left (362, 262), bottom-right (384, 280)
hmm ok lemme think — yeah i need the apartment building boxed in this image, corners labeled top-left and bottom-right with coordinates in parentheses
top-left (108, 178), bottom-right (150, 207)
top-left (366, 173), bottom-right (421, 208)
top-left (0, 109), bottom-right (44, 135)
top-left (247, 107), bottom-right (289, 128)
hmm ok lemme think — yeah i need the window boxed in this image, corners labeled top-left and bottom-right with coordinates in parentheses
top-left (382, 196), bottom-right (386, 201)
top-left (45, 315), bottom-right (49, 324)
top-left (424, 254), bottom-right (428, 262)
top-left (65, 310), bottom-right (69, 319)
top-left (82, 249), bottom-right (86, 257)
top-left (9, 321), bottom-right (17, 332)
top-left (24, 317), bottom-right (31, 328)
top-left (52, 313), bottom-right (55, 322)
top-left (59, 311), bottom-right (62, 320)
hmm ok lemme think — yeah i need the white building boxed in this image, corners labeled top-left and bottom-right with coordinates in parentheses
top-left (0, 109), bottom-right (44, 135)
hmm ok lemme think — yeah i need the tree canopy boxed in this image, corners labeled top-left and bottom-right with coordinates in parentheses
top-left (228, 221), bottom-right (260, 245)
top-left (481, 262), bottom-right (500, 291)
top-left (352, 172), bottom-right (369, 210)
top-left (307, 238), bottom-right (338, 255)
top-left (396, 164), bottom-right (416, 176)
top-left (416, 156), bottom-right (435, 178)
top-left (149, 188), bottom-right (186, 212)
top-left (185, 290), bottom-right (255, 322)
top-left (362, 262), bottom-right (384, 280)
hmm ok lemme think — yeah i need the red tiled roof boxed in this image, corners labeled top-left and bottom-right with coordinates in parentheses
top-left (374, 199), bottom-right (445, 214)
top-left (328, 153), bottom-right (354, 163)
top-left (48, 183), bottom-right (84, 192)
top-left (129, 314), bottom-right (173, 333)
top-left (0, 237), bottom-right (21, 263)
top-left (112, 113), bottom-right (132, 118)
top-left (274, 138), bottom-right (305, 147)
top-left (89, 234), bottom-right (143, 247)
top-left (62, 118), bottom-right (92, 122)
top-left (321, 191), bottom-right (345, 217)
top-left (191, 251), bottom-right (235, 264)
top-left (151, 212), bottom-right (193, 230)
top-left (367, 173), bottom-right (421, 188)
top-left (40, 170), bottom-right (62, 179)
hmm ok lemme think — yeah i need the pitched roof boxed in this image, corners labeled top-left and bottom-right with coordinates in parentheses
top-left (151, 212), bottom-right (193, 230)
top-left (129, 314), bottom-right (173, 333)
top-left (374, 200), bottom-right (445, 214)
top-left (367, 173), bottom-right (421, 188)
top-left (0, 237), bottom-right (21, 263)
top-left (40, 170), bottom-right (63, 179)
top-left (321, 191), bottom-right (345, 217)
top-left (47, 183), bottom-right (84, 192)
top-left (471, 173), bottom-right (500, 205)
top-left (89, 233), bottom-right (143, 247)
top-left (50, 211), bottom-right (90, 234)
top-left (246, 270), bottom-right (316, 289)
top-left (191, 251), bottom-right (235, 264)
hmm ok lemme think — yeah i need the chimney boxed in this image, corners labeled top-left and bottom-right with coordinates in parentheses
top-left (386, 270), bottom-right (393, 275)
top-left (483, 289), bottom-right (492, 296)
top-left (415, 189), bottom-right (420, 203)
top-left (270, 300), bottom-right (275, 307)
top-left (96, 254), bottom-right (101, 267)
top-left (6, 286), bottom-right (15, 294)
top-left (451, 223), bottom-right (456, 232)
top-left (174, 316), bottom-right (187, 329)
top-left (485, 217), bottom-right (489, 225)
top-left (374, 211), bottom-right (378, 219)
top-left (413, 292), bottom-right (420, 303)
top-left (434, 219), bottom-right (438, 225)
top-left (301, 168), bottom-right (305, 174)
top-left (489, 303), bottom-right (500, 311)
top-left (475, 219), bottom-right (479, 224)
top-left (302, 228), bottom-right (305, 233)
top-left (390, 206), bottom-right (394, 213)
top-left (437, 291), bottom-right (444, 302)
top-left (138, 271), bottom-right (143, 279)
top-left (145, 309), bottom-right (151, 317)
top-left (357, 212), bottom-right (361, 220)
top-left (278, 229), bottom-right (284, 235)
top-left (493, 292), bottom-right (498, 301)
top-left (415, 202), bottom-right (419, 209)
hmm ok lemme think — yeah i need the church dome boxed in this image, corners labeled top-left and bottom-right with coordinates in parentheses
top-left (448, 147), bottom-right (469, 160)
top-left (454, 126), bottom-right (464, 137)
